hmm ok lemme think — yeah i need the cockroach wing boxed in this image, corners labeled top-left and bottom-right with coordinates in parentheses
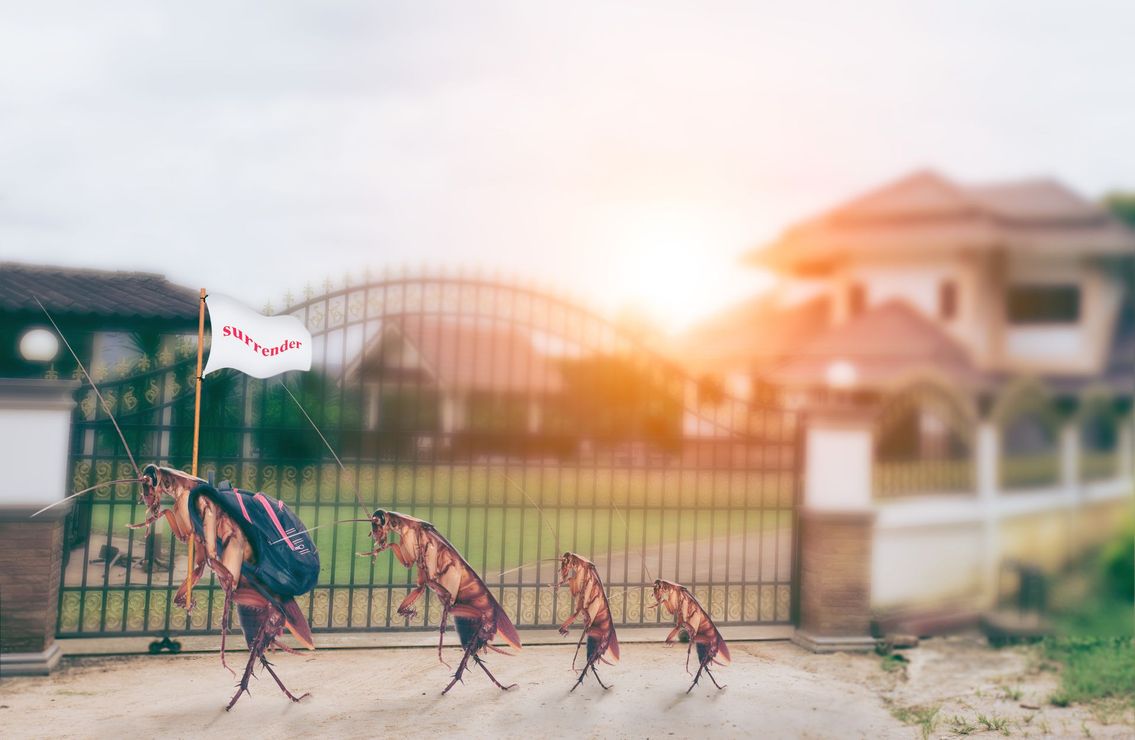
top-left (494, 602), bottom-right (522, 650)
top-left (714, 633), bottom-right (731, 666)
top-left (606, 630), bottom-right (621, 663)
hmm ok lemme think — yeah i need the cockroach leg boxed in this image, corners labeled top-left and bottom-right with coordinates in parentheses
top-left (442, 642), bottom-right (477, 695)
top-left (259, 656), bottom-right (310, 703)
top-left (704, 666), bottom-right (726, 690)
top-left (473, 654), bottom-right (516, 692)
top-left (436, 602), bottom-right (452, 668)
top-left (227, 645), bottom-right (261, 711)
top-left (590, 664), bottom-right (610, 690)
top-left (218, 593), bottom-right (236, 677)
top-left (570, 628), bottom-right (587, 670)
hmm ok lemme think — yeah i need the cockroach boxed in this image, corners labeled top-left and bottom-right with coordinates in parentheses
top-left (498, 475), bottom-right (620, 692)
top-left (556, 551), bottom-right (620, 691)
top-left (137, 465), bottom-right (318, 710)
top-left (358, 509), bottom-right (522, 693)
top-left (30, 300), bottom-right (315, 710)
top-left (649, 578), bottom-right (730, 693)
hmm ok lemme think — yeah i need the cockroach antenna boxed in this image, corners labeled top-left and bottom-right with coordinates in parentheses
top-left (33, 296), bottom-right (142, 480)
top-left (30, 478), bottom-right (141, 517)
top-left (502, 472), bottom-right (559, 555)
top-left (499, 472), bottom-right (565, 585)
top-left (608, 493), bottom-right (655, 583)
top-left (279, 380), bottom-right (370, 516)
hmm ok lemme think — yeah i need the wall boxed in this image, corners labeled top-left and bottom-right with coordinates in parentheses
top-left (870, 415), bottom-right (1134, 615)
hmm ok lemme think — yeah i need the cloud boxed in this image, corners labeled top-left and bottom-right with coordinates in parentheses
top-left (0, 1), bottom-right (1133, 328)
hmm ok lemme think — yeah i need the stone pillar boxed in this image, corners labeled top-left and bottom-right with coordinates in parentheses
top-left (1060, 421), bottom-right (1080, 488)
top-left (975, 420), bottom-right (1001, 607)
top-left (0, 379), bottom-right (77, 676)
top-left (1120, 417), bottom-right (1134, 478)
top-left (793, 402), bottom-right (878, 653)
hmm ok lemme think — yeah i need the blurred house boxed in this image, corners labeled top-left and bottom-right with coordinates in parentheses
top-left (0, 262), bottom-right (200, 379)
top-left (684, 170), bottom-right (1135, 624)
top-left (686, 170), bottom-right (1133, 394)
top-left (344, 317), bottom-right (563, 457)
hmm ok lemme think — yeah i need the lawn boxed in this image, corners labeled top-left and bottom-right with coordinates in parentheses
top-left (71, 462), bottom-right (794, 584)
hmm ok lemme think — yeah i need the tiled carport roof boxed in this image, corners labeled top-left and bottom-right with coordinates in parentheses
top-left (766, 300), bottom-right (988, 391)
top-left (0, 262), bottom-right (199, 322)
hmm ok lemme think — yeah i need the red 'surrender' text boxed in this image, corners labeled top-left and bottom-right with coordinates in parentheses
top-left (222, 325), bottom-right (303, 357)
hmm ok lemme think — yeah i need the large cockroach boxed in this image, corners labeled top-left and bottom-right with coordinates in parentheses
top-left (358, 509), bottom-right (522, 693)
top-left (556, 551), bottom-right (620, 691)
top-left (137, 464), bottom-right (317, 710)
top-left (31, 301), bottom-right (315, 710)
top-left (649, 578), bottom-right (730, 693)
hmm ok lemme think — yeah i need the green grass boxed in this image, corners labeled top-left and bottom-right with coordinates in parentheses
top-left (889, 704), bottom-right (940, 739)
top-left (72, 462), bottom-right (796, 509)
top-left (976, 713), bottom-right (1011, 735)
top-left (1043, 518), bottom-right (1135, 711)
top-left (947, 715), bottom-right (978, 735)
top-left (1046, 637), bottom-right (1135, 708)
top-left (73, 463), bottom-right (794, 584)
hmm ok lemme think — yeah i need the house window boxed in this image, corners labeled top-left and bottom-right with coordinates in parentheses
top-left (939, 281), bottom-right (958, 320)
top-left (848, 283), bottom-right (866, 318)
top-left (1006, 285), bottom-right (1080, 324)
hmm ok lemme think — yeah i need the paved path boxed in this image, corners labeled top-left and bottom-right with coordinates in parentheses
top-left (0, 642), bottom-right (903, 739)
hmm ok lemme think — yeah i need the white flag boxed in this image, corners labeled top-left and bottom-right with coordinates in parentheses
top-left (203, 294), bottom-right (312, 379)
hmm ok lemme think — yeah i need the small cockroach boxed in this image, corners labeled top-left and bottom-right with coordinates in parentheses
top-left (556, 551), bottom-right (620, 691)
top-left (649, 578), bottom-right (730, 693)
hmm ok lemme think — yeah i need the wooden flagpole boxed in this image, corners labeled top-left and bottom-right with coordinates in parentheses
top-left (186, 287), bottom-right (207, 607)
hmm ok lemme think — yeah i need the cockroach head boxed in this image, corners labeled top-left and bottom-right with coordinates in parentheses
top-left (141, 463), bottom-right (159, 489)
top-left (369, 509), bottom-right (390, 547)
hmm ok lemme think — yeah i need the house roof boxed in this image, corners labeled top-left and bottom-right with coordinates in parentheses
top-left (748, 170), bottom-right (1135, 274)
top-left (353, 318), bottom-right (562, 393)
top-left (0, 262), bottom-right (200, 323)
top-left (765, 300), bottom-right (986, 390)
top-left (676, 294), bottom-right (830, 375)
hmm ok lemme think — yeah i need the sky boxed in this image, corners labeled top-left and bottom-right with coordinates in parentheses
top-left (1, 1), bottom-right (1133, 331)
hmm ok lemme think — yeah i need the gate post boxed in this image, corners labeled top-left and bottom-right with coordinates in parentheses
top-left (0, 378), bottom-right (77, 676)
top-left (792, 399), bottom-right (878, 653)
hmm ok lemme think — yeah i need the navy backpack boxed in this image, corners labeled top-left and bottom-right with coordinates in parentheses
top-left (188, 481), bottom-right (320, 599)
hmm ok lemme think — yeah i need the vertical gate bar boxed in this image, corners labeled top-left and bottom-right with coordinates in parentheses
top-left (519, 283), bottom-right (542, 626)
top-left (97, 406), bottom-right (117, 633)
top-left (358, 284), bottom-right (376, 629)
top-left (442, 279), bottom-right (461, 629)
top-left (322, 293), bottom-right (339, 629)
top-left (772, 405), bottom-right (786, 621)
top-left (498, 282), bottom-right (515, 620)
top-left (789, 408), bottom-right (805, 626)
top-left (342, 288), bottom-right (359, 629)
top-left (409, 280), bottom-right (427, 627)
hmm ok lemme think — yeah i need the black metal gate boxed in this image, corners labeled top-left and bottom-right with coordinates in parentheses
top-left (58, 274), bottom-right (800, 638)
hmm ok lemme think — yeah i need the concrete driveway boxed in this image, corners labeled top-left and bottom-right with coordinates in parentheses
top-left (1, 640), bottom-right (900, 739)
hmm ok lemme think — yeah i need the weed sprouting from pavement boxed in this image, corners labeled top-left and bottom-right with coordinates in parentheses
top-left (948, 714), bottom-right (978, 735)
top-left (889, 704), bottom-right (940, 739)
top-left (977, 712), bottom-right (1011, 735)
